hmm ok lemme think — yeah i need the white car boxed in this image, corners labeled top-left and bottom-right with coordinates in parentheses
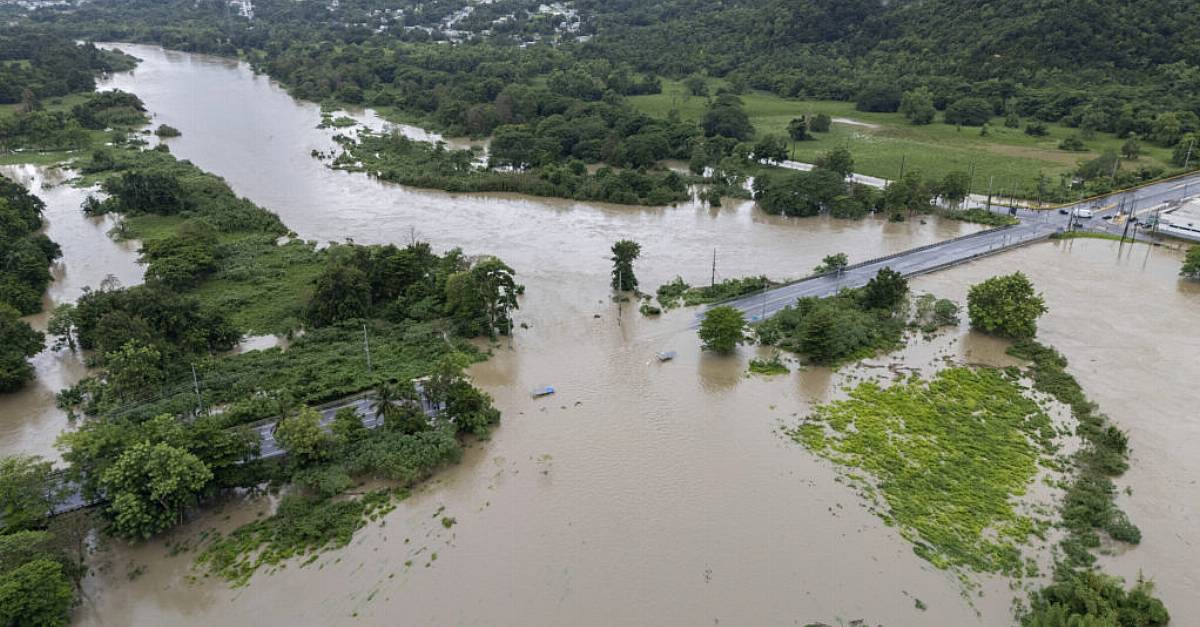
top-left (1072, 208), bottom-right (1094, 219)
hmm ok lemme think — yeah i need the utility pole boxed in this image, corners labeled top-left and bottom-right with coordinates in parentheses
top-left (986, 175), bottom-right (994, 213)
top-left (898, 154), bottom-right (907, 180)
top-left (1185, 138), bottom-right (1196, 170)
top-left (191, 364), bottom-right (203, 416)
top-left (967, 162), bottom-right (976, 197)
top-left (711, 248), bottom-right (717, 288)
top-left (363, 323), bottom-right (373, 375)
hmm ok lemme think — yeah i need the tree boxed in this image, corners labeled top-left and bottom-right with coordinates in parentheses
top-left (701, 95), bottom-right (754, 141)
top-left (813, 253), bottom-right (849, 275)
top-left (307, 261), bottom-right (371, 327)
top-left (938, 170), bottom-right (972, 207)
top-left (331, 406), bottom-right (368, 445)
top-left (274, 406), bottom-right (334, 467)
top-left (855, 84), bottom-right (901, 113)
top-left (882, 171), bottom-right (933, 213)
top-left (967, 273), bottom-right (1047, 339)
top-left (0, 456), bottom-right (60, 533)
top-left (1150, 112), bottom-right (1182, 146)
top-left (1120, 134), bottom-right (1142, 160)
top-left (1173, 134), bottom-right (1197, 167)
top-left (99, 441), bottom-right (212, 539)
top-left (752, 134), bottom-right (788, 163)
top-left (786, 117), bottom-right (810, 141)
top-left (0, 558), bottom-right (74, 627)
top-left (103, 340), bottom-right (164, 402)
top-left (815, 147), bottom-right (854, 179)
top-left (944, 97), bottom-right (993, 126)
top-left (610, 239), bottom-right (641, 291)
top-left (445, 258), bottom-right (519, 337)
top-left (860, 267), bottom-right (908, 311)
top-left (899, 87), bottom-right (936, 125)
top-left (1180, 246), bottom-right (1200, 279)
top-left (699, 305), bottom-right (746, 353)
top-left (682, 74), bottom-right (708, 97)
top-left (809, 113), bottom-right (832, 133)
top-left (0, 304), bottom-right (44, 392)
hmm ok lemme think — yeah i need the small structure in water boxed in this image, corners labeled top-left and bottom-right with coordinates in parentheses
top-left (531, 386), bottom-right (556, 398)
top-left (656, 351), bottom-right (677, 362)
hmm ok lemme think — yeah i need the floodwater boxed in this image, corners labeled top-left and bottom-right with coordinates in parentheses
top-left (914, 239), bottom-right (1200, 620)
top-left (0, 164), bottom-right (143, 461)
top-left (0, 43), bottom-right (1182, 625)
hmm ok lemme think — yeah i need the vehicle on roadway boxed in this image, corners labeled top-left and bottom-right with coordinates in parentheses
top-left (1072, 208), bottom-right (1094, 219)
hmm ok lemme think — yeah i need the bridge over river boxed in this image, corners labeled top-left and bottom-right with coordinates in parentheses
top-left (712, 171), bottom-right (1200, 323)
top-left (48, 171), bottom-right (1200, 516)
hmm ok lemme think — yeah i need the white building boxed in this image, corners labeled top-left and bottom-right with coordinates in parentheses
top-left (1158, 198), bottom-right (1200, 242)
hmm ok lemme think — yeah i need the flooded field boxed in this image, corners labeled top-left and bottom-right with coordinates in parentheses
top-left (0, 44), bottom-right (1192, 626)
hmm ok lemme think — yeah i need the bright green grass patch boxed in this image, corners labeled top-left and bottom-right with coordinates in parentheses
top-left (629, 80), bottom-right (1176, 194)
top-left (791, 367), bottom-right (1057, 577)
top-left (123, 215), bottom-right (324, 334)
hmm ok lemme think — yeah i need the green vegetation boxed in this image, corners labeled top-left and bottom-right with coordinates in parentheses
top-left (757, 269), bottom-right (913, 365)
top-left (337, 130), bottom-right (691, 207)
top-left (610, 239), bottom-right (640, 291)
top-left (941, 207), bottom-right (1019, 227)
top-left (812, 253), bottom-right (848, 275)
top-left (791, 367), bottom-right (1057, 576)
top-left (1180, 245), bottom-right (1200, 279)
top-left (698, 305), bottom-right (746, 354)
top-left (1007, 339), bottom-right (1166, 624)
top-left (1023, 570), bottom-right (1168, 626)
top-left (748, 354), bottom-right (789, 376)
top-left (655, 275), bottom-right (771, 309)
top-left (154, 124), bottom-right (181, 137)
top-left (0, 455), bottom-right (84, 627)
top-left (0, 166), bottom-right (61, 392)
top-left (968, 273), bottom-right (1048, 339)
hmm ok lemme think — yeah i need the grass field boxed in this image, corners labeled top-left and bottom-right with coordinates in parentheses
top-left (629, 80), bottom-right (1177, 196)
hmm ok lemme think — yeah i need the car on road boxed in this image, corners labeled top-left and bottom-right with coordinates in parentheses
top-left (1072, 208), bottom-right (1094, 219)
top-left (1059, 207), bottom-right (1071, 215)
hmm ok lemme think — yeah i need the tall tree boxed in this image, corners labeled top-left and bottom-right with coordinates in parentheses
top-left (610, 240), bottom-right (641, 291)
top-left (699, 305), bottom-right (747, 353)
top-left (967, 273), bottom-right (1047, 339)
top-left (99, 441), bottom-right (212, 539)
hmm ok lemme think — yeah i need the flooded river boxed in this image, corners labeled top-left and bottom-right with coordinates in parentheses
top-left (0, 164), bottom-right (143, 461)
top-left (0, 43), bottom-right (1192, 625)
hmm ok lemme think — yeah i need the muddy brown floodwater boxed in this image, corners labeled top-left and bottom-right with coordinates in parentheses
top-left (0, 164), bottom-right (143, 461)
top-left (1, 43), bottom-right (1185, 626)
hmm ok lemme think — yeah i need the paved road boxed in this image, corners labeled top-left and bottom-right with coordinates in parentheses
top-left (710, 172), bottom-right (1200, 324)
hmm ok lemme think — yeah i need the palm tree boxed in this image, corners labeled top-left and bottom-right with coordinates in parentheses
top-left (371, 382), bottom-right (401, 425)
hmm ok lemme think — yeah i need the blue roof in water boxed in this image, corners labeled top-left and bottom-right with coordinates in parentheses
top-left (532, 386), bottom-right (555, 396)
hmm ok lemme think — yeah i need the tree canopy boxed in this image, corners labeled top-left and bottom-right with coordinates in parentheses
top-left (967, 273), bottom-right (1048, 339)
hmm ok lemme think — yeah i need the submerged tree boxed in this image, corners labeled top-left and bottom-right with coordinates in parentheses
top-left (699, 305), bottom-right (747, 353)
top-left (813, 253), bottom-right (849, 275)
top-left (967, 273), bottom-right (1047, 339)
top-left (610, 239), bottom-right (641, 291)
top-left (1180, 245), bottom-right (1200, 279)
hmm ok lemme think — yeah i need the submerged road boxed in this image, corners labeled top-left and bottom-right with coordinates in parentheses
top-left (712, 171), bottom-right (1200, 323)
top-left (51, 392), bottom-right (436, 515)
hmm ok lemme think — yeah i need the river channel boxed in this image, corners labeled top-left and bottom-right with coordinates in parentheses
top-left (0, 43), bottom-right (1194, 625)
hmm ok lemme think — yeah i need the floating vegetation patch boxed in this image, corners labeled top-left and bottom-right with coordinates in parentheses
top-left (196, 490), bottom-right (397, 587)
top-left (791, 367), bottom-right (1058, 578)
top-left (748, 354), bottom-right (789, 376)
